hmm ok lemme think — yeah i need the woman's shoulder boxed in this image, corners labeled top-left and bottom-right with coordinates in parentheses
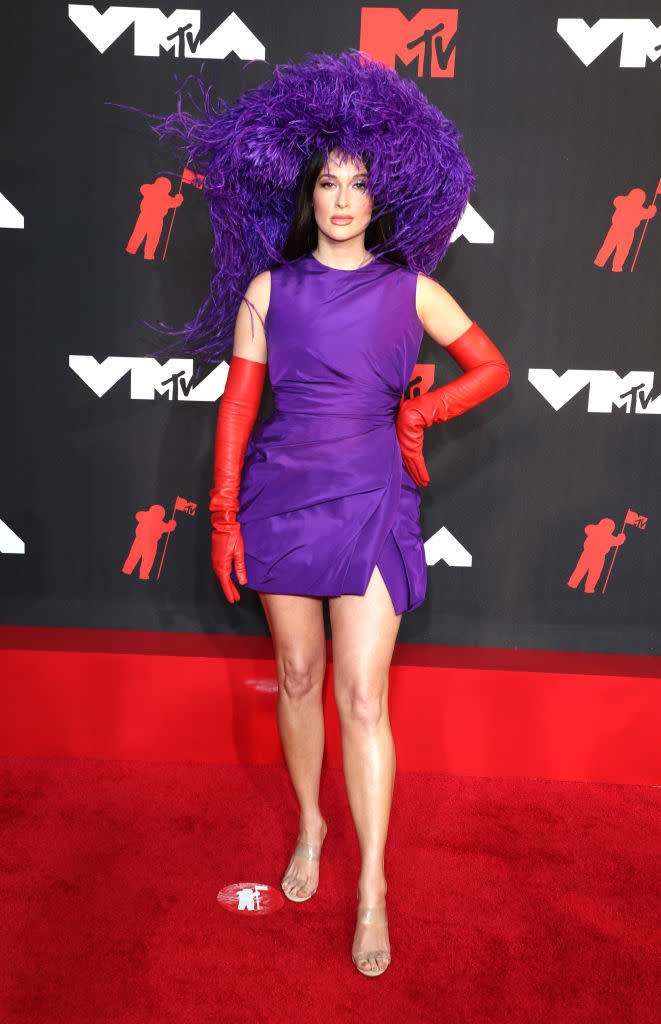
top-left (242, 269), bottom-right (272, 325)
top-left (245, 267), bottom-right (271, 298)
top-left (247, 268), bottom-right (272, 290)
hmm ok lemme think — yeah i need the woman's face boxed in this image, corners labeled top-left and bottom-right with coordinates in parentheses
top-left (312, 150), bottom-right (373, 244)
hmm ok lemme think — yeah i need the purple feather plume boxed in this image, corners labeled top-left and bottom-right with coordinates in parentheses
top-left (149, 49), bottom-right (475, 360)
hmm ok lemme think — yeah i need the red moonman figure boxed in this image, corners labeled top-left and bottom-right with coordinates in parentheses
top-left (122, 504), bottom-right (176, 580)
top-left (125, 177), bottom-right (184, 260)
top-left (594, 188), bottom-right (657, 272)
top-left (567, 518), bottom-right (625, 594)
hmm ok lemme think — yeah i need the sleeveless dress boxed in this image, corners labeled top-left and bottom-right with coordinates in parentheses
top-left (235, 251), bottom-right (426, 615)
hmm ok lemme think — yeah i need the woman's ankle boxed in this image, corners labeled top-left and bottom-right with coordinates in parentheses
top-left (297, 812), bottom-right (327, 844)
top-left (357, 872), bottom-right (387, 906)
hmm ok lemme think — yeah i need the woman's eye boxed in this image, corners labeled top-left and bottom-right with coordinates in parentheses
top-left (319, 180), bottom-right (367, 189)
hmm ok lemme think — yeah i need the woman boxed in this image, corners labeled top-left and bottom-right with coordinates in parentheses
top-left (156, 50), bottom-right (508, 977)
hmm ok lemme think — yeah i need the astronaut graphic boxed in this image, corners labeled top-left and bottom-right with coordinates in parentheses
top-left (122, 504), bottom-right (176, 580)
top-left (216, 882), bottom-right (285, 915)
top-left (567, 518), bottom-right (625, 593)
top-left (235, 885), bottom-right (269, 911)
top-left (125, 177), bottom-right (183, 260)
top-left (594, 187), bottom-right (657, 272)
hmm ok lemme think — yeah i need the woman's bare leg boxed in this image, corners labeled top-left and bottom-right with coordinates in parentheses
top-left (259, 591), bottom-right (328, 899)
top-left (328, 567), bottom-right (401, 973)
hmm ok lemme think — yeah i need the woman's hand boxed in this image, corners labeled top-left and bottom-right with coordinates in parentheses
top-left (211, 521), bottom-right (247, 603)
top-left (396, 400), bottom-right (431, 487)
top-left (397, 319), bottom-right (510, 487)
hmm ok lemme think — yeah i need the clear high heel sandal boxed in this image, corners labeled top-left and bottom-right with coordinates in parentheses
top-left (280, 840), bottom-right (321, 903)
top-left (352, 905), bottom-right (392, 977)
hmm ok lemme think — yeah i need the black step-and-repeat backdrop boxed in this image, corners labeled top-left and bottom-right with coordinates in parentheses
top-left (2, 2), bottom-right (660, 654)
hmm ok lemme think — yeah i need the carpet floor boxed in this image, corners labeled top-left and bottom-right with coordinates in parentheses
top-left (0, 757), bottom-right (659, 1024)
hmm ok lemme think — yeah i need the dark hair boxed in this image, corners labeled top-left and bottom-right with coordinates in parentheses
top-left (279, 150), bottom-right (408, 266)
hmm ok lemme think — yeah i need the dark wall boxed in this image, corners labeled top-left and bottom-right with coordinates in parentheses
top-left (2, 1), bottom-right (659, 654)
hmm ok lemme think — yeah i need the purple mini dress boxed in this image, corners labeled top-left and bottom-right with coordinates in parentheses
top-left (236, 251), bottom-right (426, 615)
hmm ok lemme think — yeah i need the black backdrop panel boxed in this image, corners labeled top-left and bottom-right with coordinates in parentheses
top-left (2, 1), bottom-right (660, 653)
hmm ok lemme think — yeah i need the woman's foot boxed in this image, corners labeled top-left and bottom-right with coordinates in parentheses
top-left (281, 818), bottom-right (327, 902)
top-left (352, 883), bottom-right (391, 976)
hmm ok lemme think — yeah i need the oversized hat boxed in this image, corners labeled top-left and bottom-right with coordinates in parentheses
top-left (150, 48), bottom-right (475, 359)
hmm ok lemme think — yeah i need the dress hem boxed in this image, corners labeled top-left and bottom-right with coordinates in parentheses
top-left (235, 578), bottom-right (425, 615)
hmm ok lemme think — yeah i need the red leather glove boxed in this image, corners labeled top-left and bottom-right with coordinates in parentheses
top-left (396, 322), bottom-right (509, 487)
top-left (209, 354), bottom-right (266, 602)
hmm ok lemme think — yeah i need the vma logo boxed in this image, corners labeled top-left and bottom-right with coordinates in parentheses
top-left (529, 369), bottom-right (661, 414)
top-left (0, 191), bottom-right (23, 229)
top-left (69, 356), bottom-right (229, 402)
top-left (68, 5), bottom-right (265, 59)
top-left (0, 517), bottom-right (25, 554)
top-left (424, 527), bottom-right (472, 567)
top-left (454, 204), bottom-right (493, 245)
top-left (557, 18), bottom-right (661, 67)
top-left (360, 8), bottom-right (457, 77)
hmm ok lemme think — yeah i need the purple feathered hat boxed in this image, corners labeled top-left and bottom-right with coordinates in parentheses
top-left (151, 48), bottom-right (475, 360)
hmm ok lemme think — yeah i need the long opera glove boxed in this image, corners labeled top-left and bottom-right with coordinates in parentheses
top-left (209, 354), bottom-right (267, 602)
top-left (396, 322), bottom-right (509, 487)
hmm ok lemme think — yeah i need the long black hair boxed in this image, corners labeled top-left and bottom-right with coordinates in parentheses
top-left (279, 150), bottom-right (408, 266)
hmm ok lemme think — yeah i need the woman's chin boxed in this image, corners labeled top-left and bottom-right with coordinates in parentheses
top-left (319, 226), bottom-right (367, 245)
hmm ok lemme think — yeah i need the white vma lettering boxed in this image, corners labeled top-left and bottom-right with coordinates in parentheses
top-left (424, 527), bottom-right (472, 568)
top-left (0, 518), bottom-right (25, 554)
top-left (68, 5), bottom-right (265, 59)
top-left (451, 204), bottom-right (494, 245)
top-left (69, 356), bottom-right (229, 401)
top-left (528, 369), bottom-right (661, 413)
top-left (0, 191), bottom-right (24, 229)
top-left (557, 18), bottom-right (661, 67)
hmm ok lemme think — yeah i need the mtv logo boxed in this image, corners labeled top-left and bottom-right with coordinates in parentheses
top-left (360, 8), bottom-right (457, 77)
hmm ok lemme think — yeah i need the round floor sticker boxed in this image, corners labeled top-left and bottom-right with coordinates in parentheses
top-left (217, 882), bottom-right (285, 915)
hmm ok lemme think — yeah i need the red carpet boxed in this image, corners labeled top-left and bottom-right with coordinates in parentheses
top-left (1, 757), bottom-right (659, 1024)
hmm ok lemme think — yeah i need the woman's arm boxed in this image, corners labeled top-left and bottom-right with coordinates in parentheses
top-left (209, 271), bottom-right (270, 601)
top-left (232, 270), bottom-right (271, 362)
top-left (395, 274), bottom-right (510, 487)
top-left (415, 272), bottom-right (472, 347)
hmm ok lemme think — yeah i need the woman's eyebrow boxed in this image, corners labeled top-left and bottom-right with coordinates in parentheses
top-left (319, 172), bottom-right (367, 179)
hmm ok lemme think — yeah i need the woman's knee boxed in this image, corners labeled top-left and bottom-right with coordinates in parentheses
top-left (279, 652), bottom-right (325, 701)
top-left (335, 675), bottom-right (387, 729)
